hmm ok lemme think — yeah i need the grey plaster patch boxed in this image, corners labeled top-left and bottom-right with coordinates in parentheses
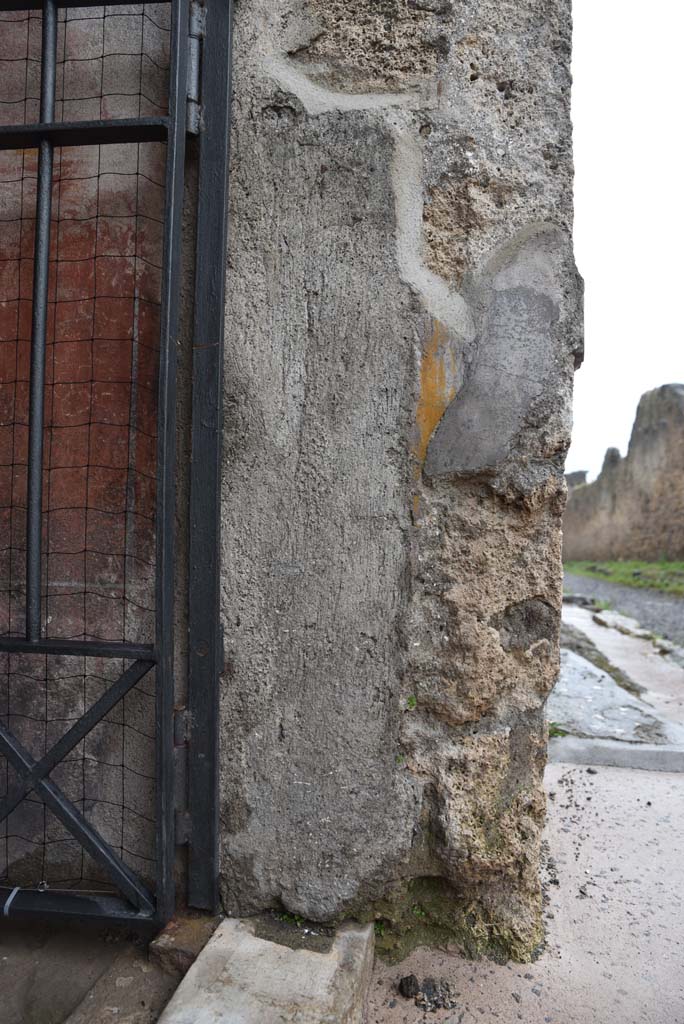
top-left (267, 55), bottom-right (425, 114)
top-left (220, 86), bottom-right (423, 919)
top-left (425, 226), bottom-right (576, 477)
top-left (389, 115), bottom-right (475, 351)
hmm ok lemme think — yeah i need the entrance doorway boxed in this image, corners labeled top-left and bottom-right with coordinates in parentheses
top-left (0, 0), bottom-right (232, 926)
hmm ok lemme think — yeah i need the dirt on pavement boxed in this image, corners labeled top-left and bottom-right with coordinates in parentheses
top-left (365, 765), bottom-right (684, 1024)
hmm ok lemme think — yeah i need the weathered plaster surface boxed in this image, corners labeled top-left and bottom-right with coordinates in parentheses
top-left (290, 0), bottom-right (452, 94)
top-left (220, 0), bottom-right (582, 959)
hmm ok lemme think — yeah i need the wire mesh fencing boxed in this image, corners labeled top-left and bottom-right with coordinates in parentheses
top-left (0, 3), bottom-right (170, 896)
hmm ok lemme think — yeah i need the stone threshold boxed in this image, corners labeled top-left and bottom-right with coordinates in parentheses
top-left (157, 918), bottom-right (375, 1024)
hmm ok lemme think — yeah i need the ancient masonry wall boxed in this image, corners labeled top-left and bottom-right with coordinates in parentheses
top-left (564, 385), bottom-right (684, 562)
top-left (219, 0), bottom-right (583, 959)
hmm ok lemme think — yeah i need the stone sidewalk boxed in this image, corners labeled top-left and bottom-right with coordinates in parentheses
top-left (366, 763), bottom-right (684, 1024)
top-left (366, 595), bottom-right (684, 1024)
top-left (549, 602), bottom-right (684, 770)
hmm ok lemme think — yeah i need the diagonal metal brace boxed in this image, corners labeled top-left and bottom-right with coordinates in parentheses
top-left (0, 659), bottom-right (153, 822)
top-left (0, 663), bottom-right (156, 913)
top-left (0, 725), bottom-right (155, 913)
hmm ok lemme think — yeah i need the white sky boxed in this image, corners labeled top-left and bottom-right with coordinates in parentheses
top-left (567, 0), bottom-right (683, 481)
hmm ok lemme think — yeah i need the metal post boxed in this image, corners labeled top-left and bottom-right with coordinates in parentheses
top-left (26, 0), bottom-right (57, 641)
top-left (187, 0), bottom-right (234, 912)
top-left (155, 0), bottom-right (189, 925)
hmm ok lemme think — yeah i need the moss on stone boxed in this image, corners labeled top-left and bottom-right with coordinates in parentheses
top-left (357, 877), bottom-right (543, 964)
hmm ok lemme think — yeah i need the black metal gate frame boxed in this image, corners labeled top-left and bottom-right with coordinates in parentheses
top-left (0, 0), bottom-right (233, 926)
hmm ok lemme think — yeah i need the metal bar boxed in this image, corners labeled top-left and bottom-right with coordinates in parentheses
top-left (25, 0), bottom-right (57, 641)
top-left (0, 0), bottom-right (148, 9)
top-left (187, 0), bottom-right (234, 913)
top-left (154, 0), bottom-right (189, 925)
top-left (0, 724), bottom-right (155, 913)
top-left (186, 0), bottom-right (204, 134)
top-left (0, 887), bottom-right (157, 926)
top-left (0, 637), bottom-right (155, 659)
top-left (0, 118), bottom-right (168, 152)
top-left (0, 660), bottom-right (153, 822)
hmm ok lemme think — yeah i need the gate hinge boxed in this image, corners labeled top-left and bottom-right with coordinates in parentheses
top-left (175, 810), bottom-right (192, 845)
top-left (174, 707), bottom-right (190, 845)
top-left (187, 1), bottom-right (206, 135)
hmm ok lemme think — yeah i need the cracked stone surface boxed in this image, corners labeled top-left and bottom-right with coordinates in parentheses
top-left (561, 603), bottom-right (684, 733)
top-left (548, 649), bottom-right (684, 746)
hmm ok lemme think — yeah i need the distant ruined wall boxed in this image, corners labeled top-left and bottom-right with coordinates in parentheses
top-left (565, 470), bottom-right (587, 489)
top-left (564, 385), bottom-right (684, 562)
top-left (219, 0), bottom-right (582, 960)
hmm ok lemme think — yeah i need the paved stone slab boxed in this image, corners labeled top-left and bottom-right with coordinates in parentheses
top-left (564, 571), bottom-right (684, 647)
top-left (592, 608), bottom-right (654, 638)
top-left (548, 648), bottom-right (684, 745)
top-left (157, 919), bottom-right (374, 1024)
top-left (564, 603), bottom-right (684, 725)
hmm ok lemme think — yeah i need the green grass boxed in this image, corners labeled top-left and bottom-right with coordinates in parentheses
top-left (565, 560), bottom-right (684, 596)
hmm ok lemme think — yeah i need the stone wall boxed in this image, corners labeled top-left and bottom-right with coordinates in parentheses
top-left (219, 0), bottom-right (582, 960)
top-left (564, 385), bottom-right (684, 562)
top-left (565, 470), bottom-right (587, 489)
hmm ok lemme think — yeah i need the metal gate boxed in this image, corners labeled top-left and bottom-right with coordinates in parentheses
top-left (0, 0), bottom-right (232, 925)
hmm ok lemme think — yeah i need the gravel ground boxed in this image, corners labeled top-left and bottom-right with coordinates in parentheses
top-left (564, 572), bottom-right (684, 647)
